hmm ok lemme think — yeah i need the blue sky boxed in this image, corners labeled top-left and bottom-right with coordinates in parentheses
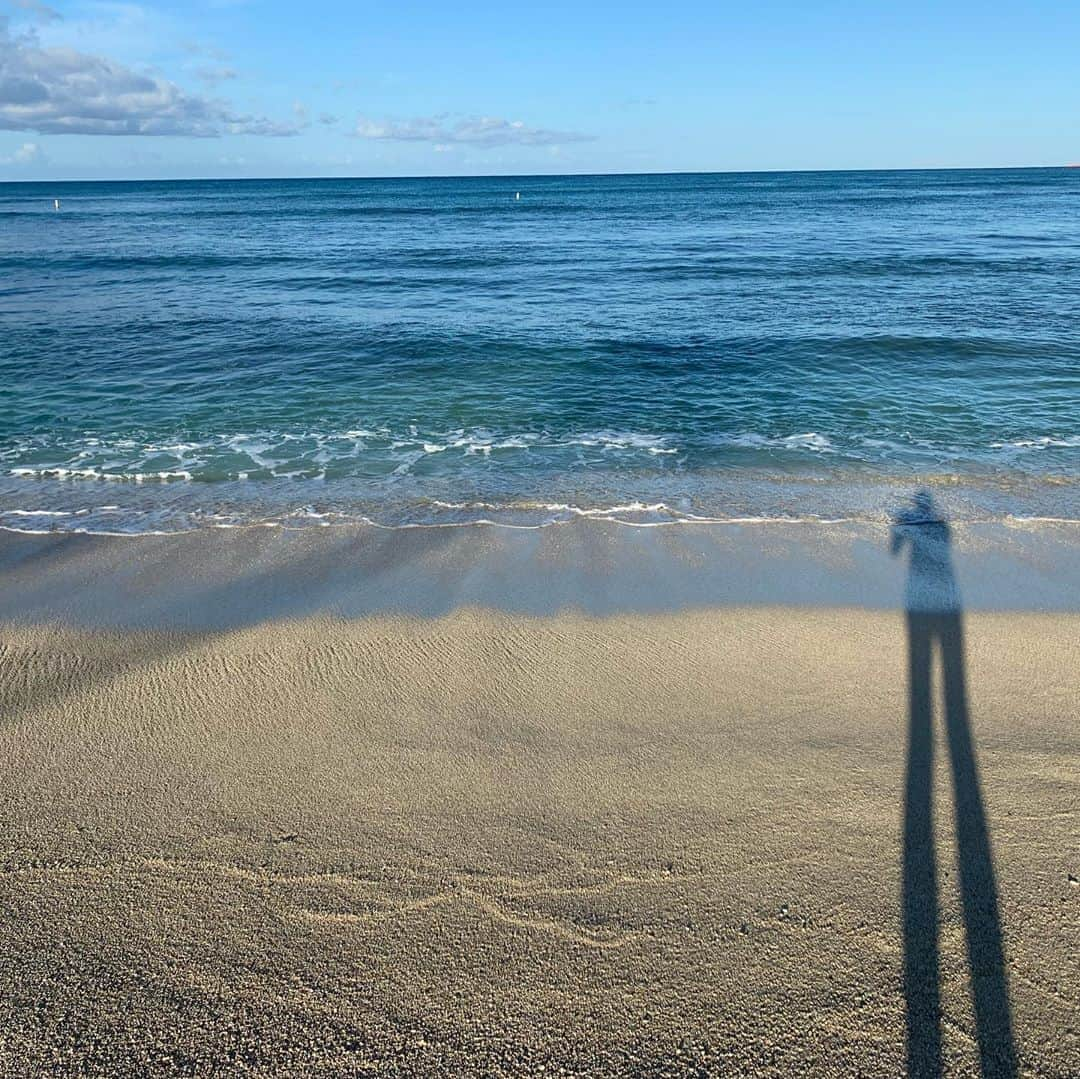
top-left (1, 0), bottom-right (1078, 179)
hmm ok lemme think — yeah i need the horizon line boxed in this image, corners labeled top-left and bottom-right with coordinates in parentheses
top-left (2, 163), bottom-right (1077, 185)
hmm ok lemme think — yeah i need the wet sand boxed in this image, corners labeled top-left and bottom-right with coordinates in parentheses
top-left (1, 516), bottom-right (1079, 628)
top-left (0, 524), bottom-right (1078, 1075)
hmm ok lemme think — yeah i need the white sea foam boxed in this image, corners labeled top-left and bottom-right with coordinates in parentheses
top-left (10, 466), bottom-right (192, 482)
top-left (783, 433), bottom-right (834, 452)
top-left (414, 497), bottom-right (857, 529)
top-left (991, 436), bottom-right (1080, 450)
top-left (4, 421), bottom-right (1075, 519)
top-left (708, 431), bottom-right (835, 453)
top-left (1005, 514), bottom-right (1080, 525)
top-left (1, 497), bottom-right (1073, 537)
top-left (11, 467), bottom-right (102, 480)
top-left (1, 425), bottom-right (687, 486)
top-left (0, 509), bottom-right (73, 517)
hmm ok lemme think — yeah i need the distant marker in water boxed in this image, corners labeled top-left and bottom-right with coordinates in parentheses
top-left (54, 199), bottom-right (60, 211)
top-left (515, 191), bottom-right (520, 200)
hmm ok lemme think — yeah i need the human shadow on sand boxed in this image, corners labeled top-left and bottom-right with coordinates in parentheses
top-left (892, 490), bottom-right (1017, 1078)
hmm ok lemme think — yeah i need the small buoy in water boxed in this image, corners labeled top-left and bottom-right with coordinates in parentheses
top-left (54, 199), bottom-right (60, 211)
top-left (514, 191), bottom-right (520, 200)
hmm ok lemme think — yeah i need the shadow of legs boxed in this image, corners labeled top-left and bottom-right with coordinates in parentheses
top-left (903, 613), bottom-right (943, 1076)
top-left (940, 618), bottom-right (1017, 1078)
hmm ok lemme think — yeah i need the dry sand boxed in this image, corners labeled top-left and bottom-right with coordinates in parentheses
top-left (1, 604), bottom-right (1077, 1076)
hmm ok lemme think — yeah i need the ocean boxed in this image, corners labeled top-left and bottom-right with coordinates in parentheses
top-left (1, 168), bottom-right (1078, 534)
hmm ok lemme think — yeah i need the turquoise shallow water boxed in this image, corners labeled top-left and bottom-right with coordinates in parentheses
top-left (1, 169), bottom-right (1078, 532)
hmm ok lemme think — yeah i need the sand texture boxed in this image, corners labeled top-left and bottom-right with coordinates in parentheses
top-left (1, 607), bottom-right (1077, 1076)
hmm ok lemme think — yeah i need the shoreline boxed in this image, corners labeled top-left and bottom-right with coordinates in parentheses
top-left (2, 463), bottom-right (1078, 536)
top-left (0, 515), bottom-right (1078, 631)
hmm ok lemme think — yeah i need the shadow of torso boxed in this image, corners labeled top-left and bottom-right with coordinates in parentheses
top-left (892, 511), bottom-right (960, 615)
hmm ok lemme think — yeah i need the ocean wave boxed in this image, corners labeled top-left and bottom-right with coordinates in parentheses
top-left (3, 423), bottom-right (1079, 491)
top-left (1, 426), bottom-right (683, 483)
top-left (0, 426), bottom-right (838, 487)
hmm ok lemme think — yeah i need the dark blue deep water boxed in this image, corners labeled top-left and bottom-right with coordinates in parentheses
top-left (1, 169), bottom-right (1078, 531)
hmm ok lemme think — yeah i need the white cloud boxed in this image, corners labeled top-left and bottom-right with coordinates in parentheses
top-left (0, 19), bottom-right (298, 136)
top-left (353, 114), bottom-right (594, 148)
top-left (1, 138), bottom-right (42, 162)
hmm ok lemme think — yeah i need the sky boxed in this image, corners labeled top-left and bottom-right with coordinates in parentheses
top-left (1, 0), bottom-right (1078, 180)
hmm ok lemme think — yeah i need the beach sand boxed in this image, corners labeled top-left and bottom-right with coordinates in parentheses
top-left (0, 526), bottom-right (1078, 1075)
